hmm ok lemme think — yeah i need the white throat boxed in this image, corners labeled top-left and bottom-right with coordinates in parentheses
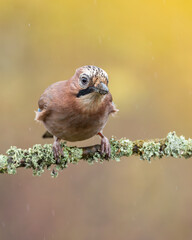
top-left (78, 92), bottom-right (105, 112)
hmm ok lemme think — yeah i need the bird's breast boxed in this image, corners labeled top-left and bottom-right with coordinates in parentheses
top-left (43, 106), bottom-right (109, 141)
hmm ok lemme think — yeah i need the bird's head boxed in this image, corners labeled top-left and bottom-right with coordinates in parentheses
top-left (73, 65), bottom-right (109, 98)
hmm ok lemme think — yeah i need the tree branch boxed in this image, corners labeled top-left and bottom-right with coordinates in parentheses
top-left (0, 132), bottom-right (192, 177)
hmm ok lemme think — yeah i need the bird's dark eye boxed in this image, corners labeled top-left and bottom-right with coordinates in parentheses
top-left (81, 77), bottom-right (88, 85)
top-left (80, 74), bottom-right (90, 88)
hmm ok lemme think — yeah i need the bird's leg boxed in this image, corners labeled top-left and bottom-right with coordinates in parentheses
top-left (53, 136), bottom-right (63, 164)
top-left (97, 132), bottom-right (111, 158)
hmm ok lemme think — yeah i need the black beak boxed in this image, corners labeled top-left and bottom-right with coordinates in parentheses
top-left (95, 82), bottom-right (109, 95)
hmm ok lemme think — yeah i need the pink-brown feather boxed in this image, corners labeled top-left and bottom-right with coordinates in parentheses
top-left (35, 66), bottom-right (118, 152)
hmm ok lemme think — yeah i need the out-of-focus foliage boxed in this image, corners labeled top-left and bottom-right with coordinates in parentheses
top-left (1, 1), bottom-right (192, 240)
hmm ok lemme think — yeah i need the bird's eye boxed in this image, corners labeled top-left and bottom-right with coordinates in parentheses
top-left (81, 77), bottom-right (88, 85)
top-left (80, 75), bottom-right (89, 88)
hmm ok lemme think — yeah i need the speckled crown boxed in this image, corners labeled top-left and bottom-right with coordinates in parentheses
top-left (82, 65), bottom-right (108, 81)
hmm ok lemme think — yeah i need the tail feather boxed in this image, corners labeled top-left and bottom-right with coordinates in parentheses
top-left (42, 131), bottom-right (53, 138)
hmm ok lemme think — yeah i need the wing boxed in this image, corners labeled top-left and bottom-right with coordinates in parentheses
top-left (35, 92), bottom-right (51, 122)
top-left (105, 92), bottom-right (119, 114)
top-left (35, 80), bottom-right (68, 122)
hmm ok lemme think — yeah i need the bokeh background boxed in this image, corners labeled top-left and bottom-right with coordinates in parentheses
top-left (1, 0), bottom-right (192, 239)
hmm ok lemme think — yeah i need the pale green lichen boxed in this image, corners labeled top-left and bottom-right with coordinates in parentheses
top-left (1, 132), bottom-right (192, 177)
top-left (165, 132), bottom-right (192, 158)
top-left (110, 137), bottom-right (133, 162)
top-left (140, 141), bottom-right (161, 162)
top-left (24, 144), bottom-right (55, 176)
top-left (48, 143), bottom-right (83, 177)
top-left (5, 142), bottom-right (83, 177)
top-left (0, 155), bottom-right (8, 173)
top-left (85, 150), bottom-right (102, 165)
top-left (6, 146), bottom-right (24, 174)
top-left (92, 152), bottom-right (102, 163)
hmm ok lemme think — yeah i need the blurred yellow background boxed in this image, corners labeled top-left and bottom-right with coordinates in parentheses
top-left (1, 0), bottom-right (192, 239)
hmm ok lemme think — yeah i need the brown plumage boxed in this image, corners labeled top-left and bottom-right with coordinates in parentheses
top-left (35, 65), bottom-right (118, 161)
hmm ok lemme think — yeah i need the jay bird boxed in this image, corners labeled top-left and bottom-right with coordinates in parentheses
top-left (35, 65), bottom-right (118, 162)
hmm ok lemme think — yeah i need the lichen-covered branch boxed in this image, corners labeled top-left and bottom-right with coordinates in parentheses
top-left (0, 132), bottom-right (192, 177)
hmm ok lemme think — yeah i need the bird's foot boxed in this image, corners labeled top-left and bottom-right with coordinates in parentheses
top-left (98, 132), bottom-right (111, 158)
top-left (53, 137), bottom-right (63, 164)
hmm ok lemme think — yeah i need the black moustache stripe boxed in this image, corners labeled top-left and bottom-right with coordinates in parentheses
top-left (77, 87), bottom-right (95, 98)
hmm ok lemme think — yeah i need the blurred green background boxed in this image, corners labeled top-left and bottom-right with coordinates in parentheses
top-left (1, 0), bottom-right (192, 239)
